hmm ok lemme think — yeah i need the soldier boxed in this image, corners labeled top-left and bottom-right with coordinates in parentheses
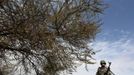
top-left (96, 60), bottom-right (113, 75)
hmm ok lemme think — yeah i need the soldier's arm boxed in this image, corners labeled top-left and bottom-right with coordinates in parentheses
top-left (96, 67), bottom-right (100, 75)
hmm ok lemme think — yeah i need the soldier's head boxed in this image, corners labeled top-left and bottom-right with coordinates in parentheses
top-left (100, 60), bottom-right (106, 67)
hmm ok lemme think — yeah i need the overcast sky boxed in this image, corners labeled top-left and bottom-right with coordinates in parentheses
top-left (73, 0), bottom-right (134, 75)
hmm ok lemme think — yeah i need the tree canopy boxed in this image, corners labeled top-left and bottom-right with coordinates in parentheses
top-left (0, 0), bottom-right (106, 75)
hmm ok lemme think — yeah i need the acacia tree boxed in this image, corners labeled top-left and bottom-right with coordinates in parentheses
top-left (0, 0), bottom-right (106, 75)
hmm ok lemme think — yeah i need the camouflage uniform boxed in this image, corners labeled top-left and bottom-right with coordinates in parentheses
top-left (96, 60), bottom-right (112, 75)
top-left (96, 67), bottom-right (111, 75)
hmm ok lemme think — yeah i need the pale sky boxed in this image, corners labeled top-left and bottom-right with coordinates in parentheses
top-left (72, 32), bottom-right (134, 75)
top-left (72, 0), bottom-right (134, 75)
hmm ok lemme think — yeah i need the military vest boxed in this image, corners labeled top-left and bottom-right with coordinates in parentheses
top-left (96, 67), bottom-right (111, 75)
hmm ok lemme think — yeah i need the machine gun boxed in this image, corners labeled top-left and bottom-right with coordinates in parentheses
top-left (104, 62), bottom-right (115, 75)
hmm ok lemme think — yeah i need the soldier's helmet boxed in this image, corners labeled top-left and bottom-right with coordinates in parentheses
top-left (100, 60), bottom-right (106, 64)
